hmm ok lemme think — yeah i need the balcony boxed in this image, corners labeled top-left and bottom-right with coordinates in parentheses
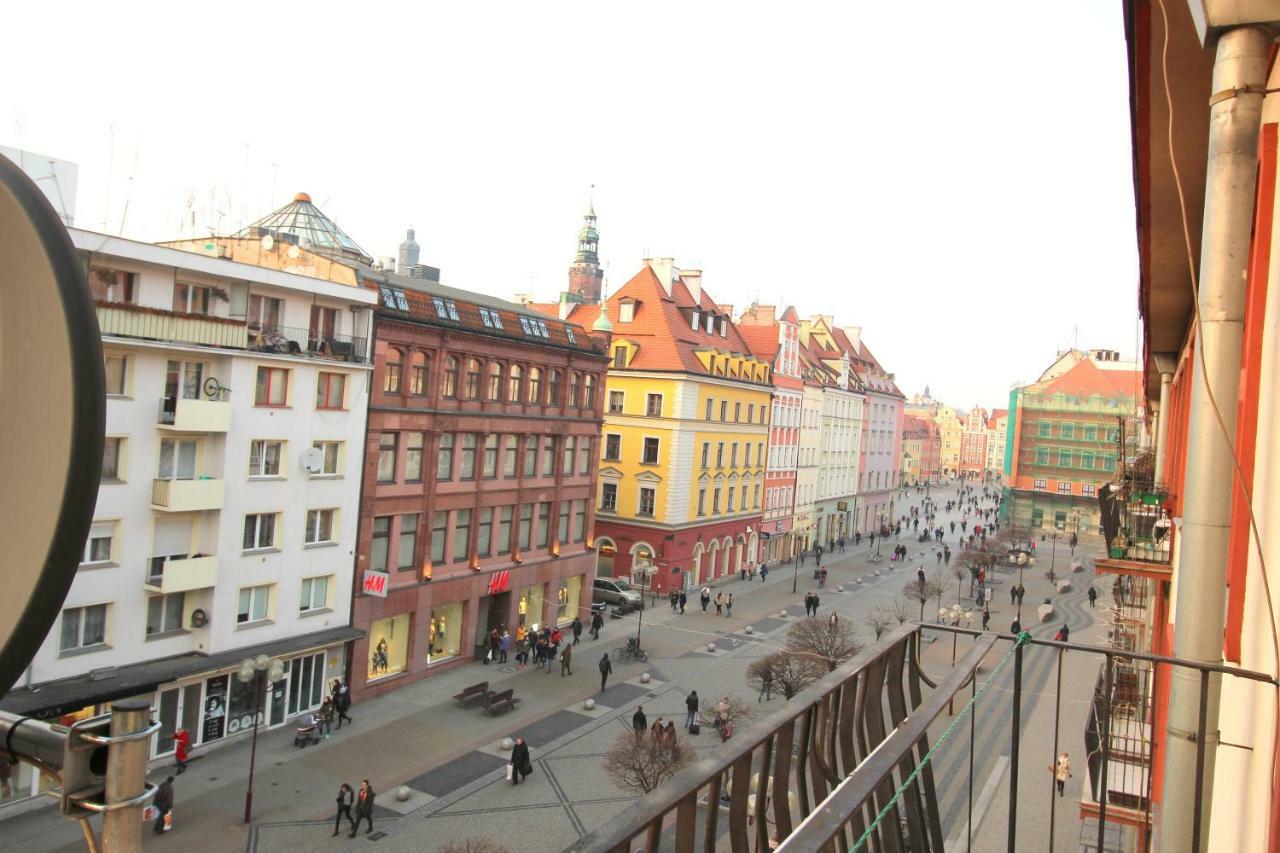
top-left (158, 395), bottom-right (231, 432)
top-left (1099, 479), bottom-right (1171, 565)
top-left (145, 555), bottom-right (218, 594)
top-left (96, 302), bottom-right (249, 349)
top-left (247, 324), bottom-right (368, 364)
top-left (151, 477), bottom-right (225, 512)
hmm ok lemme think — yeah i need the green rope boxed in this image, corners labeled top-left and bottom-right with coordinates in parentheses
top-left (850, 631), bottom-right (1033, 851)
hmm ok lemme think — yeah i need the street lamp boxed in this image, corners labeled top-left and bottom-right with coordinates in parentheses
top-left (238, 653), bottom-right (285, 824)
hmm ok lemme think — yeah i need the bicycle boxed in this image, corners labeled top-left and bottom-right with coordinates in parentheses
top-left (612, 639), bottom-right (649, 664)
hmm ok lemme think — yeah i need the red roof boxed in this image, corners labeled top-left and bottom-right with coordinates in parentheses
top-left (1036, 357), bottom-right (1143, 400)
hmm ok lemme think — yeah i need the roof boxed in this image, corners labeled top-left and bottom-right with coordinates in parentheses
top-left (1034, 356), bottom-right (1143, 401)
top-left (234, 192), bottom-right (373, 265)
top-left (835, 329), bottom-right (904, 398)
top-left (737, 324), bottom-right (780, 362)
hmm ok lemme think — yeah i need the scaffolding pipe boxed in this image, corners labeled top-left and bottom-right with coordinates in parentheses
top-left (1160, 25), bottom-right (1271, 853)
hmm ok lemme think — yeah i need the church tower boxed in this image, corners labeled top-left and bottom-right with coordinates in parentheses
top-left (567, 195), bottom-right (603, 303)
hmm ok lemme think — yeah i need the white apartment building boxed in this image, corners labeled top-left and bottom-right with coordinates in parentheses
top-left (0, 229), bottom-right (375, 808)
top-left (794, 382), bottom-right (824, 553)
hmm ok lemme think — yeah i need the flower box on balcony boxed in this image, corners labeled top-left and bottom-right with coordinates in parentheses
top-left (1137, 491), bottom-right (1166, 506)
top-left (1110, 546), bottom-right (1126, 559)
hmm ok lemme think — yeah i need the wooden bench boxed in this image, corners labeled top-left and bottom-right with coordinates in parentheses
top-left (482, 688), bottom-right (520, 716)
top-left (452, 681), bottom-right (490, 707)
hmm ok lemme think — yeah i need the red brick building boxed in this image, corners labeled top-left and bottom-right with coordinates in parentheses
top-left (351, 271), bottom-right (608, 700)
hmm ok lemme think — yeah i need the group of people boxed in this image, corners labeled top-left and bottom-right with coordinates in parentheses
top-left (697, 587), bottom-right (735, 616)
top-left (332, 780), bottom-right (376, 837)
top-left (631, 706), bottom-right (680, 746)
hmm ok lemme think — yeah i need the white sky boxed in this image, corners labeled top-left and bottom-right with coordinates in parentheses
top-left (2, 1), bottom-right (1138, 412)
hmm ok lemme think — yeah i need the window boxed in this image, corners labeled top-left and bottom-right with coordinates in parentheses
top-left (503, 434), bottom-right (519, 477)
top-left (605, 434), bottom-right (622, 461)
top-left (1058, 450), bottom-right (1072, 467)
top-left (377, 433), bottom-right (398, 483)
top-left (744, 444), bottom-right (752, 467)
top-left (727, 486), bottom-right (736, 511)
top-left (1082, 484), bottom-right (1097, 497)
top-left (734, 402), bottom-right (741, 422)
top-left (537, 502), bottom-right (551, 547)
top-left (405, 432), bottom-right (425, 481)
top-left (487, 363), bottom-right (503, 400)
top-left (716, 442), bottom-right (725, 467)
top-left (1081, 451), bottom-right (1095, 470)
top-left (1060, 423), bottom-right (1075, 439)
top-left (748, 404), bottom-right (754, 423)
top-left (583, 375), bottom-right (596, 408)
top-left (614, 347), bottom-right (627, 368)
top-left (430, 512), bottom-right (447, 563)
top-left (172, 282), bottom-right (212, 315)
top-left (558, 502), bottom-right (571, 543)
top-left (646, 394), bottom-right (663, 416)
top-left (479, 306), bottom-right (504, 329)
top-left (730, 444), bottom-right (738, 468)
top-left (465, 358), bottom-right (482, 399)
top-left (697, 488), bottom-right (707, 516)
top-left (528, 368), bottom-right (543, 403)
top-left (573, 499), bottom-right (586, 541)
top-left (568, 373), bottom-right (580, 407)
top-left (578, 437), bottom-right (592, 474)
top-left (104, 354), bottom-right (128, 395)
top-left (1057, 481), bottom-right (1073, 495)
top-left (146, 593), bottom-right (185, 636)
top-left (82, 522), bottom-right (115, 565)
top-left (642, 437), bottom-right (660, 465)
top-left (518, 504), bottom-right (533, 550)
top-left (638, 487), bottom-right (656, 517)
top-left (311, 441), bottom-right (341, 476)
top-left (236, 585), bottom-right (272, 625)
top-left (619, 302), bottom-right (635, 323)
top-left (60, 604), bottom-right (107, 652)
top-left (497, 506), bottom-right (513, 554)
top-left (713, 488), bottom-right (721, 513)
top-left (1036, 448), bottom-right (1049, 465)
top-left (600, 482), bottom-right (618, 512)
top-left (398, 515), bottom-right (418, 569)
top-left (371, 516), bottom-right (391, 570)
top-left (255, 366), bottom-right (289, 406)
top-left (753, 481), bottom-right (760, 509)
top-left (243, 513), bottom-right (277, 551)
top-left (541, 436), bottom-right (555, 476)
top-left (460, 434), bottom-right (477, 479)
top-left (705, 399), bottom-right (714, 420)
top-left (524, 437), bottom-right (537, 477)
top-left (741, 483), bottom-right (750, 510)
top-left (102, 437), bottom-right (123, 480)
top-left (1037, 421), bottom-right (1052, 437)
top-left (443, 357), bottom-right (459, 398)
top-left (248, 294), bottom-right (282, 330)
top-left (565, 325), bottom-right (576, 343)
top-left (563, 436), bottom-right (576, 475)
top-left (700, 442), bottom-right (710, 467)
top-left (1083, 424), bottom-right (1098, 441)
top-left (309, 305), bottom-right (338, 345)
top-left (89, 267), bottom-right (136, 303)
top-left (477, 508), bottom-right (493, 556)
top-left (508, 365), bottom-right (523, 402)
top-left (548, 370), bottom-right (562, 405)
top-left (249, 440), bottom-right (284, 477)
top-left (483, 434), bottom-right (498, 478)
top-left (691, 310), bottom-right (700, 330)
top-left (304, 509), bottom-right (335, 545)
top-left (299, 576), bottom-right (330, 612)
top-left (384, 350), bottom-right (402, 393)
top-left (720, 400), bottom-right (728, 420)
top-left (609, 390), bottom-right (625, 414)
top-left (410, 352), bottom-right (428, 395)
top-left (1033, 478), bottom-right (1048, 490)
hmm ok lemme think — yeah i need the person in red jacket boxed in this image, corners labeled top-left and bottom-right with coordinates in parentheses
top-left (173, 728), bottom-right (191, 775)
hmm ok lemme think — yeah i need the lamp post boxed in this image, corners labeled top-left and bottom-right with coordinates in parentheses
top-left (238, 654), bottom-right (285, 824)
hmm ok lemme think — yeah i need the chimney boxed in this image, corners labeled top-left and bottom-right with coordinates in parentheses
top-left (681, 269), bottom-right (703, 305)
top-left (715, 303), bottom-right (734, 316)
top-left (514, 292), bottom-right (534, 306)
top-left (646, 257), bottom-right (677, 298)
top-left (558, 293), bottom-right (573, 320)
top-left (842, 325), bottom-right (863, 351)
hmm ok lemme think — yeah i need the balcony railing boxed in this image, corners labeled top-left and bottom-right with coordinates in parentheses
top-left (146, 554), bottom-right (219, 594)
top-left (150, 477), bottom-right (225, 512)
top-left (158, 394), bottom-right (231, 431)
top-left (96, 302), bottom-right (249, 348)
top-left (246, 324), bottom-right (368, 364)
top-left (574, 624), bottom-right (1277, 853)
top-left (1100, 481), bottom-right (1171, 564)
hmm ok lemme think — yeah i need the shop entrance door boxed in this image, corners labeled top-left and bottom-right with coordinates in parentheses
top-left (268, 676), bottom-right (288, 727)
top-left (474, 592), bottom-right (511, 659)
top-left (154, 683), bottom-right (202, 757)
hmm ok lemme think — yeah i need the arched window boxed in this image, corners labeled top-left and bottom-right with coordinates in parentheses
top-left (466, 358), bottom-right (482, 399)
top-left (384, 348), bottom-right (402, 393)
top-left (410, 352), bottom-right (428, 395)
top-left (487, 362), bottom-right (503, 401)
top-left (443, 356), bottom-right (459, 398)
top-left (582, 374), bottom-right (596, 408)
top-left (547, 369), bottom-right (561, 406)
top-left (508, 364), bottom-right (523, 402)
top-left (528, 367), bottom-right (542, 403)
top-left (568, 372), bottom-right (581, 408)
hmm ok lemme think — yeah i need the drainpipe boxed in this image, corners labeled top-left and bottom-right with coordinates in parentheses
top-left (1161, 26), bottom-right (1270, 853)
top-left (1151, 354), bottom-right (1176, 482)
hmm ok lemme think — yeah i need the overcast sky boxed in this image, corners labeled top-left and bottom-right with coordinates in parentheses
top-left (3, 1), bottom-right (1137, 411)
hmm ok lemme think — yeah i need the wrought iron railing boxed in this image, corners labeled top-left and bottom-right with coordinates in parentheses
top-left (246, 324), bottom-right (368, 364)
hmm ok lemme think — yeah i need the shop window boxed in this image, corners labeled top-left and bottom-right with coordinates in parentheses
top-left (428, 603), bottom-right (463, 663)
top-left (367, 613), bottom-right (410, 681)
top-left (286, 651), bottom-right (326, 716)
top-left (519, 584), bottom-right (545, 631)
top-left (557, 576), bottom-right (582, 625)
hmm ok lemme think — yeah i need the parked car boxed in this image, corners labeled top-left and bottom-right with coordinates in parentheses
top-left (593, 576), bottom-right (643, 609)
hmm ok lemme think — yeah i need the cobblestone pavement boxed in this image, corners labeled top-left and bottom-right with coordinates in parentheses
top-left (6, 481), bottom-right (1104, 852)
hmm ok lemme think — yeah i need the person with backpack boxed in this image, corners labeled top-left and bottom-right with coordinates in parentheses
top-left (685, 690), bottom-right (700, 730)
top-left (598, 653), bottom-right (613, 692)
top-left (333, 679), bottom-right (353, 728)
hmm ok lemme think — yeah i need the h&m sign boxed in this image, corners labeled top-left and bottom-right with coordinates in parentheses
top-left (362, 570), bottom-right (390, 597)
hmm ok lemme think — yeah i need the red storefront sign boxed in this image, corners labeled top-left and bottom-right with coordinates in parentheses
top-left (362, 570), bottom-right (389, 597)
top-left (487, 570), bottom-right (511, 595)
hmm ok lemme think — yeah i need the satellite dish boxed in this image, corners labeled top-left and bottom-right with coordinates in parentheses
top-left (0, 153), bottom-right (105, 700)
top-left (300, 447), bottom-right (325, 474)
top-left (261, 234), bottom-right (274, 251)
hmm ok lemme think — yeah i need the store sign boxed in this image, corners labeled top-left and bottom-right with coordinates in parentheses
top-left (837, 501), bottom-right (849, 512)
top-left (775, 520), bottom-right (786, 532)
top-left (362, 570), bottom-right (390, 598)
top-left (487, 570), bottom-right (511, 595)
top-left (203, 677), bottom-right (228, 742)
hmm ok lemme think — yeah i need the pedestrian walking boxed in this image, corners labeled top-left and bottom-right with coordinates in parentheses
top-left (173, 727), bottom-right (190, 774)
top-left (819, 567), bottom-right (827, 587)
top-left (701, 587), bottom-right (712, 613)
top-left (758, 665), bottom-right (774, 702)
top-left (333, 680), bottom-right (353, 728)
top-left (982, 608), bottom-right (991, 631)
top-left (1016, 585), bottom-right (1026, 606)
top-left (679, 590), bottom-right (688, 613)
top-left (760, 564), bottom-right (768, 581)
top-left (714, 592), bottom-right (725, 616)
top-left (349, 780), bottom-right (375, 837)
top-left (1054, 624), bottom-right (1070, 643)
top-left (917, 568), bottom-right (926, 587)
top-left (633, 706), bottom-right (648, 739)
top-left (1010, 585), bottom-right (1018, 606)
top-left (812, 593), bottom-right (820, 614)
top-left (544, 641), bottom-right (556, 674)
top-left (1052, 752), bottom-right (1072, 796)
top-left (318, 698), bottom-right (334, 738)
top-left (1087, 587), bottom-right (1097, 608)
top-left (509, 737), bottom-right (532, 786)
top-left (152, 776), bottom-right (174, 834)
top-left (828, 611), bottom-right (839, 630)
top-left (594, 650), bottom-right (612, 689)
top-left (560, 642), bottom-right (573, 676)
top-left (726, 593), bottom-right (733, 617)
top-left (685, 690), bottom-right (700, 729)
top-left (590, 609), bottom-right (604, 640)
top-left (500, 630), bottom-right (510, 664)
top-left (333, 783), bottom-right (355, 837)
top-left (571, 617), bottom-right (583, 645)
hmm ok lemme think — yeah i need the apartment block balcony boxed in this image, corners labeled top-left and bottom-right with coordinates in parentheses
top-left (151, 477), bottom-right (225, 512)
top-left (1099, 475), bottom-right (1171, 565)
top-left (145, 554), bottom-right (218, 594)
top-left (96, 301), bottom-right (249, 349)
top-left (247, 324), bottom-right (368, 364)
top-left (157, 395), bottom-right (231, 432)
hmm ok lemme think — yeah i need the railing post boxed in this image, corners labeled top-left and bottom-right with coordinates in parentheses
top-left (1191, 668), bottom-right (1210, 851)
top-left (1049, 646), bottom-right (1064, 853)
top-left (1008, 638), bottom-right (1023, 853)
top-left (1097, 654), bottom-right (1113, 853)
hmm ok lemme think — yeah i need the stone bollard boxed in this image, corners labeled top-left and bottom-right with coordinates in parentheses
top-left (856, 578), bottom-right (863, 585)
top-left (779, 610), bottom-right (788, 618)
top-left (744, 625), bottom-right (754, 634)
top-left (396, 785), bottom-right (411, 802)
top-left (584, 698), bottom-right (596, 711)
top-left (707, 642), bottom-right (718, 653)
top-left (640, 672), bottom-right (651, 684)
top-left (500, 737), bottom-right (514, 751)
top-left (1057, 580), bottom-right (1071, 594)
top-left (837, 584), bottom-right (845, 592)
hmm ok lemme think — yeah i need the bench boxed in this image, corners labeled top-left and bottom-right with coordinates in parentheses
top-left (482, 688), bottom-right (521, 716)
top-left (452, 681), bottom-right (490, 707)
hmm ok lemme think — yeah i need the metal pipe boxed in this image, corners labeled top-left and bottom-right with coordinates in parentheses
top-left (1161, 26), bottom-right (1271, 853)
top-left (0, 712), bottom-right (75, 772)
top-left (1098, 655), bottom-right (1114, 853)
top-left (1151, 360), bottom-right (1174, 481)
top-left (1008, 640), bottom-right (1023, 853)
top-left (101, 699), bottom-right (152, 853)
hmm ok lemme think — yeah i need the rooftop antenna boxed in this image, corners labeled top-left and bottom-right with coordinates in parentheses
top-left (101, 122), bottom-right (115, 232)
top-left (117, 145), bottom-right (140, 236)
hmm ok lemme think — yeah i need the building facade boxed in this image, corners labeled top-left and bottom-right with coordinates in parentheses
top-left (842, 329), bottom-right (904, 533)
top-left (986, 408), bottom-right (1007, 480)
top-left (899, 415), bottom-right (927, 487)
top-left (935, 406), bottom-right (963, 477)
top-left (959, 405), bottom-right (989, 479)
top-left (350, 271), bottom-right (607, 701)
top-left (798, 317), bottom-right (862, 546)
top-left (0, 223), bottom-right (376, 809)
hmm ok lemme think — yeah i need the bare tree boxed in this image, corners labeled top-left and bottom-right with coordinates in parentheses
top-left (867, 607), bottom-right (893, 642)
top-left (903, 579), bottom-right (944, 622)
top-left (951, 564), bottom-right (967, 604)
top-left (786, 617), bottom-right (862, 671)
top-left (889, 596), bottom-right (913, 626)
top-left (699, 692), bottom-right (759, 726)
top-left (439, 840), bottom-right (510, 853)
top-left (602, 730), bottom-right (691, 795)
top-left (746, 652), bottom-right (825, 700)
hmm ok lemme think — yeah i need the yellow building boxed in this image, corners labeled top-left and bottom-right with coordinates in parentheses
top-left (545, 260), bottom-right (771, 593)
top-left (934, 406), bottom-right (963, 475)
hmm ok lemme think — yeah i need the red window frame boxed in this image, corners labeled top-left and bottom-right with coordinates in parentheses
top-left (316, 372), bottom-right (346, 410)
top-left (255, 367), bottom-right (289, 407)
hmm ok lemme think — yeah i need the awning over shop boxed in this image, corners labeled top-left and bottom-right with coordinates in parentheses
top-left (1, 625), bottom-right (363, 718)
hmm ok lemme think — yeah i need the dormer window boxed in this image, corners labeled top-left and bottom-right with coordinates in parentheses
top-left (690, 310), bottom-right (700, 331)
top-left (705, 314), bottom-right (715, 334)
top-left (619, 302), bottom-right (635, 323)
top-left (719, 318), bottom-right (728, 337)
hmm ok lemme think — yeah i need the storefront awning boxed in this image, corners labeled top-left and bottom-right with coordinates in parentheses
top-left (1, 625), bottom-right (363, 719)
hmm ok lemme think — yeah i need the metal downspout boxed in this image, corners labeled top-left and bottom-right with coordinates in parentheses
top-left (1152, 354), bottom-right (1176, 480)
top-left (1160, 25), bottom-right (1271, 853)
